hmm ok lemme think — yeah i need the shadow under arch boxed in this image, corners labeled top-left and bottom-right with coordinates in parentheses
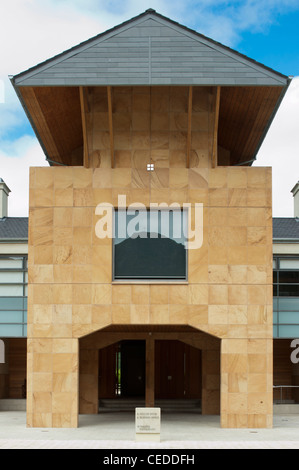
top-left (79, 324), bottom-right (220, 416)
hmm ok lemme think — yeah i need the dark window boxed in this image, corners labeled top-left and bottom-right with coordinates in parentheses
top-left (278, 285), bottom-right (299, 297)
top-left (113, 209), bottom-right (187, 280)
top-left (279, 271), bottom-right (299, 284)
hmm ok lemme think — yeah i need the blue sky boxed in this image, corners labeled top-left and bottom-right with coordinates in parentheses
top-left (0, 0), bottom-right (299, 216)
top-left (239, 12), bottom-right (299, 77)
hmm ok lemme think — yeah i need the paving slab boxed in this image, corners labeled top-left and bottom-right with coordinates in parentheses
top-left (1, 411), bottom-right (299, 449)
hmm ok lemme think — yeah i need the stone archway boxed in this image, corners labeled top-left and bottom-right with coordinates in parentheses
top-left (79, 325), bottom-right (220, 416)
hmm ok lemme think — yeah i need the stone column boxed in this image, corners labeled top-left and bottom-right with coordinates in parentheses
top-left (79, 348), bottom-right (99, 414)
top-left (221, 338), bottom-right (273, 428)
top-left (27, 337), bottom-right (79, 428)
top-left (201, 346), bottom-right (220, 415)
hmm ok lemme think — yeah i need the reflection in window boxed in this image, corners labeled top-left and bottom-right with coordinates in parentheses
top-left (0, 255), bottom-right (27, 338)
top-left (113, 210), bottom-right (187, 280)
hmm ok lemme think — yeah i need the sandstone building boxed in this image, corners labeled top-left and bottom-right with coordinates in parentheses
top-left (2, 10), bottom-right (292, 428)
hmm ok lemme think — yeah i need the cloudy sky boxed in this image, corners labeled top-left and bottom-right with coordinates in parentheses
top-left (0, 0), bottom-right (298, 217)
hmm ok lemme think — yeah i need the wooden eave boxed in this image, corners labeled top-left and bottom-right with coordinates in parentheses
top-left (218, 85), bottom-right (287, 165)
top-left (15, 86), bottom-right (83, 166)
top-left (12, 83), bottom-right (290, 167)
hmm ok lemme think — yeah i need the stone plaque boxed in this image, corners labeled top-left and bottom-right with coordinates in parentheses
top-left (135, 407), bottom-right (161, 442)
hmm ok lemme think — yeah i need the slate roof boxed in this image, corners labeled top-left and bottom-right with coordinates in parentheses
top-left (12, 9), bottom-right (289, 87)
top-left (273, 218), bottom-right (299, 240)
top-left (0, 218), bottom-right (28, 241)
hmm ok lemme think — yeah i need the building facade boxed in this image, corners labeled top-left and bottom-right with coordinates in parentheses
top-left (0, 180), bottom-right (27, 402)
top-left (2, 181), bottom-right (299, 420)
top-left (273, 185), bottom-right (299, 405)
top-left (4, 10), bottom-right (292, 428)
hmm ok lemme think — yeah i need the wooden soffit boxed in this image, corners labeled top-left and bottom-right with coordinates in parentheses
top-left (14, 83), bottom-right (289, 167)
top-left (218, 85), bottom-right (287, 166)
top-left (17, 86), bottom-right (83, 166)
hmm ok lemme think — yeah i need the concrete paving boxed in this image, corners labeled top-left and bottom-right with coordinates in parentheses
top-left (1, 411), bottom-right (299, 449)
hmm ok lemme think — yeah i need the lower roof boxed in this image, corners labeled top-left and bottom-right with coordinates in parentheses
top-left (0, 218), bottom-right (28, 241)
top-left (0, 217), bottom-right (298, 243)
top-left (273, 218), bottom-right (299, 241)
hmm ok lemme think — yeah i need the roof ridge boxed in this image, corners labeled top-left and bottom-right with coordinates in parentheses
top-left (12, 9), bottom-right (289, 83)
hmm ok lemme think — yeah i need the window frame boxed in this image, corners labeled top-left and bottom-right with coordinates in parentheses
top-left (0, 254), bottom-right (28, 338)
top-left (112, 208), bottom-right (188, 282)
top-left (273, 255), bottom-right (299, 338)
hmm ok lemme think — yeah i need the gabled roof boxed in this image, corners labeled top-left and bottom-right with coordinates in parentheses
top-left (0, 218), bottom-right (28, 241)
top-left (12, 9), bottom-right (288, 87)
top-left (10, 9), bottom-right (291, 167)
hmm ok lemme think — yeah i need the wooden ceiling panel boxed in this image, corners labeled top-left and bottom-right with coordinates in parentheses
top-left (218, 86), bottom-right (284, 165)
top-left (19, 84), bottom-right (285, 167)
top-left (19, 86), bottom-right (83, 165)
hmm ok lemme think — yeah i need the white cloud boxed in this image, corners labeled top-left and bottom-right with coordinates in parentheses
top-left (254, 76), bottom-right (299, 217)
top-left (0, 81), bottom-right (4, 104)
top-left (0, 1), bottom-right (105, 77)
top-left (168, 0), bottom-right (299, 46)
top-left (0, 137), bottom-right (47, 217)
top-left (0, 0), bottom-right (173, 79)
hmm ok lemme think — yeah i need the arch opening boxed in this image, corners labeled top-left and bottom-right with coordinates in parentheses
top-left (79, 325), bottom-right (220, 416)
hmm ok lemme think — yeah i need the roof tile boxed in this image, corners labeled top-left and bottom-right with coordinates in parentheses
top-left (0, 218), bottom-right (28, 240)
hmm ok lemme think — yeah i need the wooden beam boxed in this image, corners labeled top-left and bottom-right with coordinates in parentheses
top-left (79, 86), bottom-right (89, 168)
top-left (107, 86), bottom-right (114, 168)
top-left (186, 86), bottom-right (193, 168)
top-left (212, 86), bottom-right (221, 168)
top-left (145, 336), bottom-right (155, 407)
top-left (20, 87), bottom-right (61, 163)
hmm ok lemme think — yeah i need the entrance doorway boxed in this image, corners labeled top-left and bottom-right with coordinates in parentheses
top-left (120, 340), bottom-right (145, 398)
top-left (98, 340), bottom-right (201, 401)
top-left (155, 340), bottom-right (201, 399)
top-left (98, 340), bottom-right (145, 399)
top-left (80, 327), bottom-right (220, 416)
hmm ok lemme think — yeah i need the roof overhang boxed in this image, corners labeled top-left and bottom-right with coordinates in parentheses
top-left (10, 9), bottom-right (291, 167)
